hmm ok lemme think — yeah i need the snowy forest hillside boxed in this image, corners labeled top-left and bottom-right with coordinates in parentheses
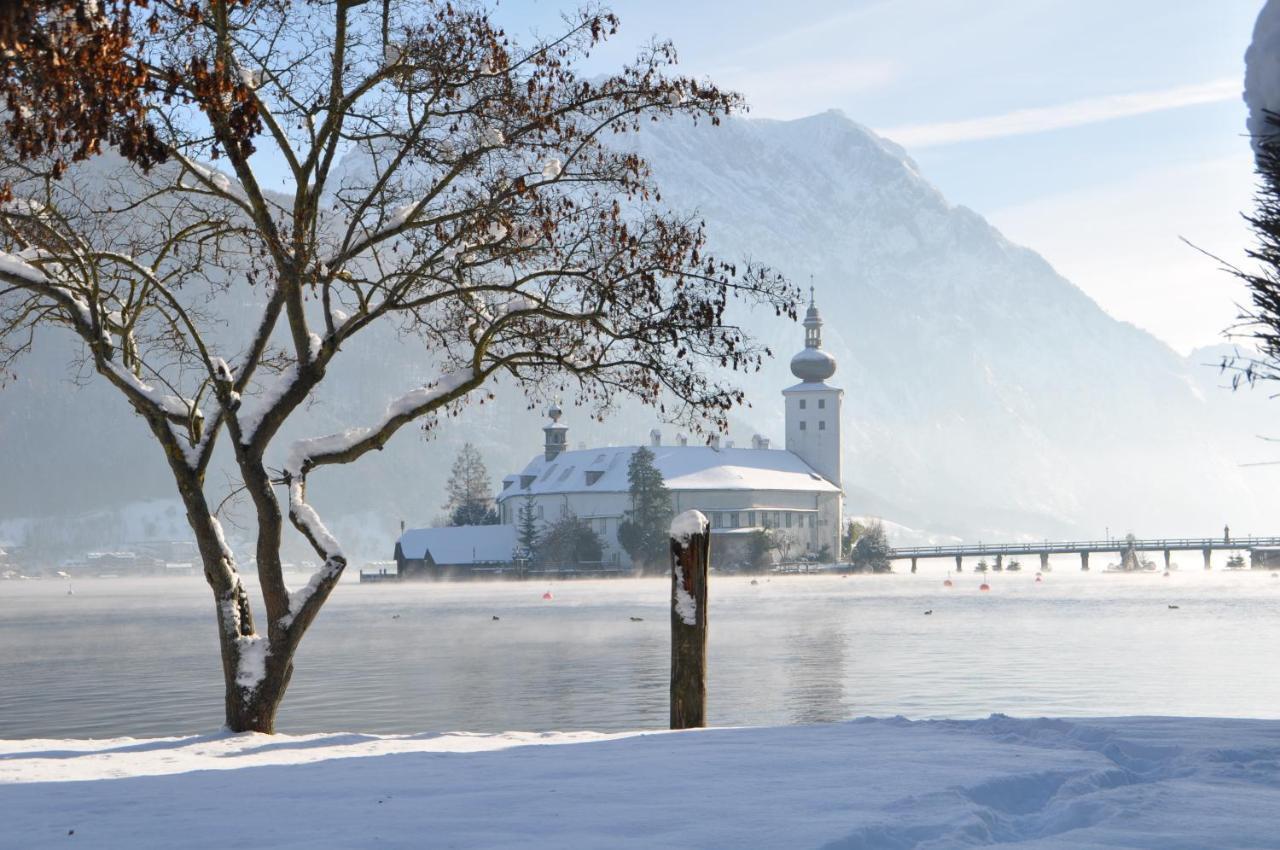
top-left (0, 110), bottom-right (1273, 557)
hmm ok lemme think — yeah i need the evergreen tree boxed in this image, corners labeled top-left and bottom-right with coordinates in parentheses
top-left (842, 519), bottom-right (868, 561)
top-left (850, 521), bottom-right (892, 573)
top-left (450, 501), bottom-right (499, 526)
top-left (444, 443), bottom-right (498, 526)
top-left (517, 496), bottom-right (540, 556)
top-left (744, 529), bottom-right (778, 573)
top-left (616, 446), bottom-right (674, 574)
top-left (539, 515), bottom-right (603, 566)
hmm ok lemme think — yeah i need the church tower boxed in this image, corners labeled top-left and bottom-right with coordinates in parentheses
top-left (543, 401), bottom-right (568, 461)
top-left (783, 289), bottom-right (842, 488)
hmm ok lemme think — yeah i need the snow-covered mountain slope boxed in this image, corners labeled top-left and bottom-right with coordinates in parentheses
top-left (1, 110), bottom-right (1273, 556)
top-left (631, 110), bottom-right (1277, 540)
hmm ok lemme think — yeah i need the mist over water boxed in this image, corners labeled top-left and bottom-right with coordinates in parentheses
top-left (3, 565), bottom-right (1279, 739)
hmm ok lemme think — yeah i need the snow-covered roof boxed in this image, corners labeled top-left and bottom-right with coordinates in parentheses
top-left (398, 524), bottom-right (518, 564)
top-left (498, 445), bottom-right (839, 501)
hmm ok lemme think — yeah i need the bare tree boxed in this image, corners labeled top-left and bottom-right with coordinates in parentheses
top-left (0, 0), bottom-right (794, 732)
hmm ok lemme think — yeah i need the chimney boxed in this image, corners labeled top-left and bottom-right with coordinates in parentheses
top-left (708, 435), bottom-right (721, 450)
top-left (650, 428), bottom-right (662, 447)
top-left (751, 434), bottom-right (771, 450)
top-left (677, 433), bottom-right (688, 446)
top-left (724, 440), bottom-right (734, 449)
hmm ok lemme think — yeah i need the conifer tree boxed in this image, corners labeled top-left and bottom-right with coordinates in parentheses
top-left (850, 521), bottom-right (891, 573)
top-left (517, 495), bottom-right (540, 556)
top-left (445, 443), bottom-right (498, 526)
top-left (616, 446), bottom-right (673, 573)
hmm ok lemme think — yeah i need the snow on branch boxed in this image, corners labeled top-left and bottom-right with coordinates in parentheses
top-left (238, 363), bottom-right (300, 444)
top-left (287, 480), bottom-right (344, 564)
top-left (104, 360), bottom-right (202, 422)
top-left (0, 249), bottom-right (48, 285)
top-left (283, 368), bottom-right (474, 477)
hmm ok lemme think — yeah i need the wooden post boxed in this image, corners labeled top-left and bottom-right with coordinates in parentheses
top-left (670, 510), bottom-right (710, 730)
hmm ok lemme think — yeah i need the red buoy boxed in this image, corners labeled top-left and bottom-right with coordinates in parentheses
top-left (943, 579), bottom-right (953, 587)
top-left (1035, 575), bottom-right (1042, 583)
top-left (542, 591), bottom-right (553, 600)
top-left (979, 582), bottom-right (991, 592)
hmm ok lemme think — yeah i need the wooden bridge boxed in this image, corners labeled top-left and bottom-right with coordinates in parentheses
top-left (889, 535), bottom-right (1280, 572)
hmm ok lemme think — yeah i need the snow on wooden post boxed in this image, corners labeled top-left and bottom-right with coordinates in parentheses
top-left (669, 509), bottom-right (710, 730)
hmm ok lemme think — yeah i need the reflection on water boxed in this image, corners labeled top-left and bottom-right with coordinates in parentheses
top-left (3, 565), bottom-right (1280, 738)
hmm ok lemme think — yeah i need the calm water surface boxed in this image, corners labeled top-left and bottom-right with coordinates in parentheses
top-left (3, 563), bottom-right (1280, 738)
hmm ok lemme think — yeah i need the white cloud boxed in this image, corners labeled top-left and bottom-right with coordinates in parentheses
top-left (881, 78), bottom-right (1240, 148)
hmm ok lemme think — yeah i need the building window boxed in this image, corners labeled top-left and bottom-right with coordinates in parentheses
top-left (818, 398), bottom-right (825, 409)
top-left (799, 399), bottom-right (806, 410)
top-left (537, 505), bottom-right (544, 519)
top-left (799, 421), bottom-right (807, 431)
top-left (818, 420), bottom-right (826, 431)
top-left (808, 514), bottom-right (816, 528)
top-left (745, 511), bottom-right (756, 527)
top-left (773, 511), bottom-right (782, 527)
top-left (785, 512), bottom-right (793, 528)
top-left (729, 512), bottom-right (739, 528)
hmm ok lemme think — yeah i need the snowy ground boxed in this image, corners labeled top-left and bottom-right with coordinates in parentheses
top-left (4, 716), bottom-right (1279, 849)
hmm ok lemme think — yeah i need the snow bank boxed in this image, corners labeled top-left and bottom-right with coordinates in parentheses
top-left (4, 716), bottom-right (1280, 849)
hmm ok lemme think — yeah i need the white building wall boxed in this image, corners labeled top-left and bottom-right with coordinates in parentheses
top-left (500, 487), bottom-right (840, 568)
top-left (783, 383), bottom-right (844, 489)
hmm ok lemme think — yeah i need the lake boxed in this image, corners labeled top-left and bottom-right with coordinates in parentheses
top-left (3, 562), bottom-right (1280, 738)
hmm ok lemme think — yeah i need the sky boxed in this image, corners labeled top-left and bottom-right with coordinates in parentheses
top-left (502, 0), bottom-right (1265, 354)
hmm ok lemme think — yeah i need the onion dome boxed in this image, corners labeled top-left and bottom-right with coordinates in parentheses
top-left (789, 287), bottom-right (837, 382)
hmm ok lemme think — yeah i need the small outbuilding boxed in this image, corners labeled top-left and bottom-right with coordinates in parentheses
top-left (393, 525), bottom-right (519, 579)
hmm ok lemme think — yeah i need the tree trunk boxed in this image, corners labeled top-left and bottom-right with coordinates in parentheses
top-left (670, 510), bottom-right (709, 730)
top-left (222, 642), bottom-right (294, 734)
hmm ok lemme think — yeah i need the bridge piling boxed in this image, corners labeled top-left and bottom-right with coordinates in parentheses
top-left (910, 557), bottom-right (917, 574)
top-left (1080, 551), bottom-right (1090, 571)
top-left (1039, 552), bottom-right (1049, 572)
top-left (1203, 549), bottom-right (1211, 570)
top-left (995, 554), bottom-right (1003, 571)
top-left (955, 554), bottom-right (963, 573)
top-left (1164, 549), bottom-right (1171, 570)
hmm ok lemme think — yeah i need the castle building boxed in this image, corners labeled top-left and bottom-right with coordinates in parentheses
top-left (491, 291), bottom-right (846, 568)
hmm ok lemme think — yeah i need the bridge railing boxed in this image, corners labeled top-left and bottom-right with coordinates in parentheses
top-left (889, 535), bottom-right (1280, 559)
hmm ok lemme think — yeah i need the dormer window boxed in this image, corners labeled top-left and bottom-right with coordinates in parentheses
top-left (585, 470), bottom-right (603, 485)
top-left (520, 475), bottom-right (535, 488)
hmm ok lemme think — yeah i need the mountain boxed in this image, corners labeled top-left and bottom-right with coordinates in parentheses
top-left (631, 111), bottom-right (1278, 540)
top-left (1, 110), bottom-right (1275, 559)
